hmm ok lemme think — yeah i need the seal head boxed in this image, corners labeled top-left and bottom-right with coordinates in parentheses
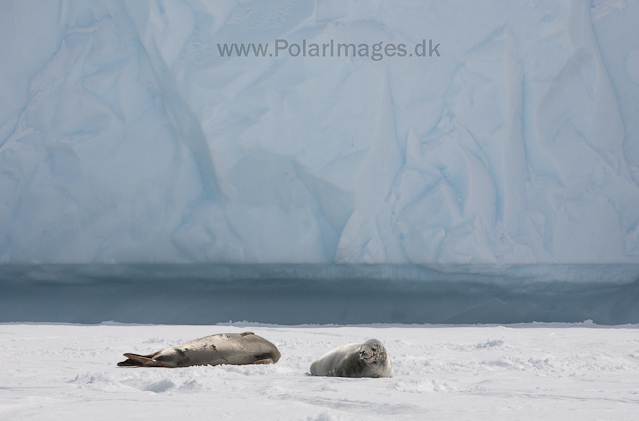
top-left (359, 339), bottom-right (388, 367)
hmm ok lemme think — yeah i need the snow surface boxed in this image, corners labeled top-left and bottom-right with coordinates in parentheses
top-left (1, 0), bottom-right (638, 265)
top-left (2, 322), bottom-right (639, 420)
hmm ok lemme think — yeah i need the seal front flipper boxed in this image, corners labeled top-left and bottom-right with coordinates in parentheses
top-left (118, 352), bottom-right (164, 367)
top-left (252, 358), bottom-right (275, 365)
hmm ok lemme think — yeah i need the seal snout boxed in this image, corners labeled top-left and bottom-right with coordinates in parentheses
top-left (360, 344), bottom-right (380, 362)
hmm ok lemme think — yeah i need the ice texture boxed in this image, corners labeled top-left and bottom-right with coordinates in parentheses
top-left (1, 0), bottom-right (638, 264)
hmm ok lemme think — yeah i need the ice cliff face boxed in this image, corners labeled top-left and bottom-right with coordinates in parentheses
top-left (0, 0), bottom-right (638, 264)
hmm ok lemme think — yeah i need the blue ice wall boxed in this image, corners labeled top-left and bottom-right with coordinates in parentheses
top-left (1, 0), bottom-right (638, 264)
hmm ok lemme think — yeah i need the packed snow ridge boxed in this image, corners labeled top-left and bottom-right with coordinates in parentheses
top-left (1, 0), bottom-right (638, 264)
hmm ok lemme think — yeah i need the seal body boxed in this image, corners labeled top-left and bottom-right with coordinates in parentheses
top-left (310, 339), bottom-right (393, 378)
top-left (118, 332), bottom-right (280, 368)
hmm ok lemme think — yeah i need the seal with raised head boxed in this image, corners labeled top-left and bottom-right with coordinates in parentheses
top-left (309, 339), bottom-right (393, 378)
top-left (118, 332), bottom-right (280, 368)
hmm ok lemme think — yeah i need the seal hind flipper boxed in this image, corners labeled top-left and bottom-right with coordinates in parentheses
top-left (117, 358), bottom-right (144, 367)
top-left (118, 352), bottom-right (164, 367)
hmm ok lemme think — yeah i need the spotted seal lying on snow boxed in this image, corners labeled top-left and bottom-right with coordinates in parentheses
top-left (118, 332), bottom-right (280, 368)
top-left (309, 339), bottom-right (393, 378)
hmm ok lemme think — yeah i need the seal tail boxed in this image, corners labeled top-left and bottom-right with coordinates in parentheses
top-left (117, 352), bottom-right (163, 367)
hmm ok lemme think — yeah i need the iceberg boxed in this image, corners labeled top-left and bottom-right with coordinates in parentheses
top-left (0, 0), bottom-right (638, 265)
